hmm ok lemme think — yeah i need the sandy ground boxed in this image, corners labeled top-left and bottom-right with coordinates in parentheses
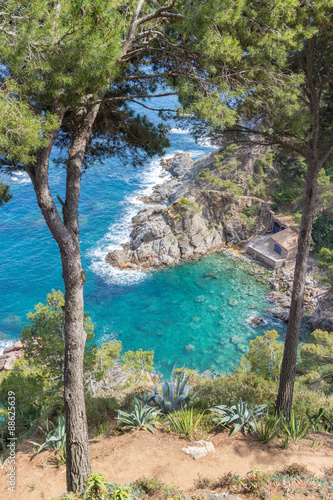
top-left (1, 430), bottom-right (333, 500)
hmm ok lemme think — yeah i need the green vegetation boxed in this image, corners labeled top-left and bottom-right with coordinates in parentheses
top-left (312, 211), bottom-right (333, 252)
top-left (121, 349), bottom-right (154, 385)
top-left (242, 206), bottom-right (261, 218)
top-left (145, 367), bottom-right (201, 414)
top-left (197, 168), bottom-right (244, 200)
top-left (134, 477), bottom-right (178, 499)
top-left (0, 180), bottom-right (11, 206)
top-left (29, 416), bottom-right (66, 466)
top-left (317, 249), bottom-right (333, 292)
top-left (176, 197), bottom-right (200, 214)
top-left (117, 398), bottom-right (161, 434)
top-left (280, 411), bottom-right (309, 445)
top-left (209, 398), bottom-right (268, 436)
top-left (253, 413), bottom-right (281, 443)
top-left (168, 408), bottom-right (206, 441)
top-left (238, 330), bottom-right (284, 382)
top-left (20, 289), bottom-right (95, 381)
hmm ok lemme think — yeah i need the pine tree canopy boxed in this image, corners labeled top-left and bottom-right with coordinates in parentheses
top-left (176, 0), bottom-right (333, 164)
top-left (0, 0), bottom-right (188, 169)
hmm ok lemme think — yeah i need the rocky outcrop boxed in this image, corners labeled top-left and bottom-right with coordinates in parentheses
top-left (106, 149), bottom-right (274, 270)
top-left (0, 341), bottom-right (23, 371)
top-left (308, 293), bottom-right (333, 332)
top-left (264, 266), bottom-right (322, 318)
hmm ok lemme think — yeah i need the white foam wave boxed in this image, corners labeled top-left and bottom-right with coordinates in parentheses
top-left (10, 171), bottom-right (31, 185)
top-left (0, 340), bottom-right (14, 356)
top-left (88, 155), bottom-right (171, 285)
top-left (170, 127), bottom-right (191, 134)
top-left (197, 136), bottom-right (215, 148)
top-left (88, 131), bottom-right (215, 286)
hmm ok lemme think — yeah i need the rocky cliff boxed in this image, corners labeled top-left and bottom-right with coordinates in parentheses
top-left (106, 148), bottom-right (274, 270)
top-left (308, 292), bottom-right (333, 332)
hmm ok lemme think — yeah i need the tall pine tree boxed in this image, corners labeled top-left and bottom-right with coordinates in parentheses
top-left (0, 0), bottom-right (186, 491)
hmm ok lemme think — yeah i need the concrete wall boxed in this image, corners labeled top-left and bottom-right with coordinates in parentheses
top-left (247, 246), bottom-right (284, 269)
top-left (268, 238), bottom-right (290, 259)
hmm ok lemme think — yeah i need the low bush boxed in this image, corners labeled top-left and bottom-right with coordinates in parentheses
top-left (134, 477), bottom-right (178, 498)
top-left (168, 408), bottom-right (206, 440)
top-left (193, 372), bottom-right (278, 411)
top-left (85, 396), bottom-right (118, 430)
top-left (117, 397), bottom-right (161, 433)
top-left (253, 413), bottom-right (281, 443)
top-left (209, 398), bottom-right (268, 436)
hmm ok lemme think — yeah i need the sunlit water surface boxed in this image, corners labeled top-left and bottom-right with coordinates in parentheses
top-left (0, 96), bottom-right (285, 375)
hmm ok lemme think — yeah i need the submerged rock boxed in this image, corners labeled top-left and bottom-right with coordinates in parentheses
top-left (191, 316), bottom-right (201, 323)
top-left (249, 317), bottom-right (265, 326)
top-left (1, 314), bottom-right (22, 331)
top-left (183, 344), bottom-right (195, 353)
top-left (231, 334), bottom-right (242, 345)
top-left (229, 298), bottom-right (238, 306)
top-left (203, 273), bottom-right (218, 279)
top-left (195, 295), bottom-right (205, 303)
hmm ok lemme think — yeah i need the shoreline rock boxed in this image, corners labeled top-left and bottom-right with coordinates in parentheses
top-left (0, 340), bottom-right (23, 371)
top-left (105, 149), bottom-right (274, 271)
top-left (308, 292), bottom-right (333, 332)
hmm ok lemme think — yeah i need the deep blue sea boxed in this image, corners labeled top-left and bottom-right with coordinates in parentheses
top-left (0, 95), bottom-right (284, 376)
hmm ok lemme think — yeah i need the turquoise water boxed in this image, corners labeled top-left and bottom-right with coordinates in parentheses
top-left (0, 96), bottom-right (283, 375)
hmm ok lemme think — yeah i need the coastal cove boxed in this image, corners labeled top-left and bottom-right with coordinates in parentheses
top-left (0, 106), bottom-right (286, 376)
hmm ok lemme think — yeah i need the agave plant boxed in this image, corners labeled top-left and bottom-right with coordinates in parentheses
top-left (29, 416), bottom-right (66, 456)
top-left (117, 397), bottom-right (161, 433)
top-left (209, 398), bottom-right (268, 436)
top-left (82, 472), bottom-right (109, 500)
top-left (144, 366), bottom-right (202, 414)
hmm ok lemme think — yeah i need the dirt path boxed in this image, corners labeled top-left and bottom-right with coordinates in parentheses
top-left (1, 430), bottom-right (333, 500)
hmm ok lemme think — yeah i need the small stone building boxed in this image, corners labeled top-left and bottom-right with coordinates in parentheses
top-left (268, 227), bottom-right (299, 259)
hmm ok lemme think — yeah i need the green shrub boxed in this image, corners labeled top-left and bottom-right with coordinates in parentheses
top-left (238, 330), bottom-right (284, 381)
top-left (282, 463), bottom-right (309, 477)
top-left (280, 411), bottom-right (309, 443)
top-left (85, 396), bottom-right (118, 429)
top-left (312, 211), bottom-right (333, 252)
top-left (81, 472), bottom-right (110, 500)
top-left (29, 416), bottom-right (66, 466)
top-left (193, 372), bottom-right (278, 411)
top-left (242, 206), bottom-right (261, 218)
top-left (209, 398), bottom-right (268, 436)
top-left (253, 413), bottom-right (281, 443)
top-left (168, 408), bottom-right (206, 440)
top-left (146, 366), bottom-right (202, 414)
top-left (176, 197), bottom-right (200, 214)
top-left (316, 249), bottom-right (333, 292)
top-left (121, 348), bottom-right (154, 385)
top-left (197, 168), bottom-right (244, 199)
top-left (134, 477), bottom-right (178, 498)
top-left (117, 397), bottom-right (160, 433)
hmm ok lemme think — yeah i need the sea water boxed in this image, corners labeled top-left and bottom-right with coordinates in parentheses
top-left (0, 96), bottom-right (284, 375)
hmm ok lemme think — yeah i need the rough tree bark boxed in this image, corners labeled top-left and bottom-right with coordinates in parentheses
top-left (276, 159), bottom-right (321, 416)
top-left (26, 100), bottom-right (103, 492)
top-left (21, 1), bottom-right (185, 490)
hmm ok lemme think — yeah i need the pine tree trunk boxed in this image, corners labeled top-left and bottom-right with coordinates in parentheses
top-left (61, 242), bottom-right (90, 493)
top-left (276, 159), bottom-right (320, 416)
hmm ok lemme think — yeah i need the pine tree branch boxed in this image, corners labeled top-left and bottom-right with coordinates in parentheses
top-left (129, 99), bottom-right (177, 112)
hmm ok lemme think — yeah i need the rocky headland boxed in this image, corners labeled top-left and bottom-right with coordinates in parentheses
top-left (105, 146), bottom-right (274, 270)
top-left (104, 146), bottom-right (333, 331)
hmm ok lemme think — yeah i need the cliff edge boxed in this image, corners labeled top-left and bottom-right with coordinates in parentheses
top-left (105, 147), bottom-right (274, 270)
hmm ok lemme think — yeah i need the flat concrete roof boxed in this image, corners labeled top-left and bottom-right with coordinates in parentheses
top-left (246, 234), bottom-right (284, 268)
